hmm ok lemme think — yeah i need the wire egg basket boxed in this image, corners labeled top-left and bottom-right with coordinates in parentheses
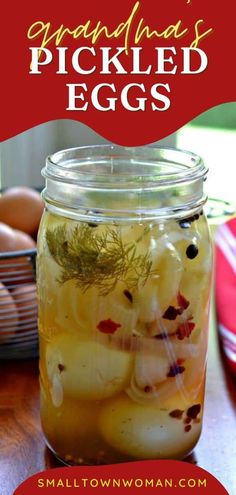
top-left (0, 248), bottom-right (38, 359)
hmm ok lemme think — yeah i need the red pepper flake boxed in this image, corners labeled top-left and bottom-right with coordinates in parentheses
top-left (169, 409), bottom-right (184, 419)
top-left (58, 364), bottom-right (65, 373)
top-left (176, 358), bottom-right (185, 366)
top-left (144, 385), bottom-right (153, 393)
top-left (163, 293), bottom-right (190, 321)
top-left (97, 318), bottom-right (121, 334)
top-left (177, 321), bottom-right (195, 340)
top-left (187, 404), bottom-right (201, 419)
top-left (154, 333), bottom-right (168, 340)
top-left (177, 292), bottom-right (190, 310)
top-left (162, 306), bottom-right (183, 320)
top-left (167, 363), bottom-right (186, 377)
top-left (184, 417), bottom-right (192, 425)
top-left (184, 425), bottom-right (192, 433)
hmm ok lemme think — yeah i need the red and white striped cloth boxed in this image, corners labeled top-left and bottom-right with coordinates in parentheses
top-left (215, 217), bottom-right (236, 374)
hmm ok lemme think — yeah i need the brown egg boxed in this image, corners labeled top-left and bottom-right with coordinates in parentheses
top-left (0, 282), bottom-right (19, 342)
top-left (12, 230), bottom-right (36, 285)
top-left (0, 224), bottom-right (36, 286)
top-left (0, 222), bottom-right (16, 252)
top-left (13, 230), bottom-right (36, 250)
top-left (0, 187), bottom-right (44, 235)
top-left (12, 284), bottom-right (37, 326)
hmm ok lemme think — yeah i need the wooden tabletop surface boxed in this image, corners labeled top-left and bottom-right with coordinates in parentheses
top-left (0, 308), bottom-right (236, 495)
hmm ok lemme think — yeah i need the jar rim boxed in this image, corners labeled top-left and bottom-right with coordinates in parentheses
top-left (44, 145), bottom-right (207, 187)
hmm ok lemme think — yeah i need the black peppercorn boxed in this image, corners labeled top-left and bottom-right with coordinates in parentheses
top-left (186, 244), bottom-right (199, 259)
top-left (179, 220), bottom-right (191, 229)
top-left (123, 290), bottom-right (133, 303)
top-left (87, 223), bottom-right (98, 228)
top-left (178, 213), bottom-right (200, 229)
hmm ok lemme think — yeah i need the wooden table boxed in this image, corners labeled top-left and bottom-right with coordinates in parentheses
top-left (0, 309), bottom-right (236, 495)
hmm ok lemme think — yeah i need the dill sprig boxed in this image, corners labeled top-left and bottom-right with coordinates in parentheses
top-left (46, 223), bottom-right (153, 295)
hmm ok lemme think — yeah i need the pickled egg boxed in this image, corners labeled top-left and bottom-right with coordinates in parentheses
top-left (136, 243), bottom-right (183, 323)
top-left (98, 395), bottom-right (201, 459)
top-left (134, 352), bottom-right (170, 388)
top-left (55, 282), bottom-right (100, 335)
top-left (55, 280), bottom-right (138, 338)
top-left (0, 187), bottom-right (44, 235)
top-left (46, 333), bottom-right (133, 401)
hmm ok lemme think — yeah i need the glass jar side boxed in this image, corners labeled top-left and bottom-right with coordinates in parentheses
top-left (37, 197), bottom-right (212, 463)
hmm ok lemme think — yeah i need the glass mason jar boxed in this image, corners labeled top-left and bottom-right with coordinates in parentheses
top-left (37, 145), bottom-right (212, 465)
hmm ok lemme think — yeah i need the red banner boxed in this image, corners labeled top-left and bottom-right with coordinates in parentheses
top-left (1, 0), bottom-right (236, 145)
top-left (13, 460), bottom-right (229, 495)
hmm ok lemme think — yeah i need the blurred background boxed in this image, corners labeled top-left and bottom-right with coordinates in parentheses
top-left (1, 102), bottom-right (236, 208)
